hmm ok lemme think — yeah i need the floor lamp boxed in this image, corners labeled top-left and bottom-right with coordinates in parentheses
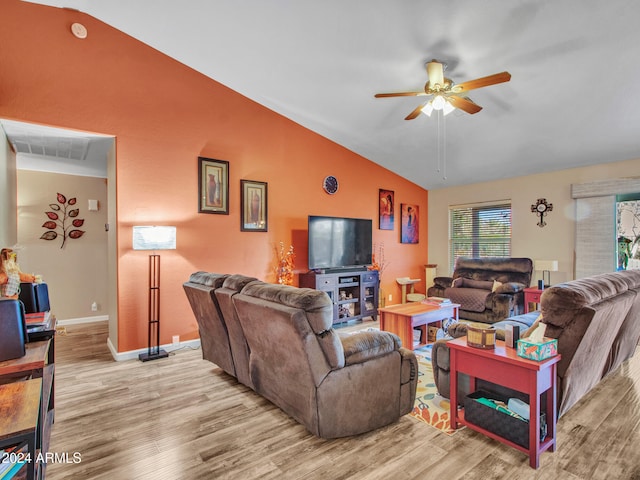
top-left (133, 226), bottom-right (176, 362)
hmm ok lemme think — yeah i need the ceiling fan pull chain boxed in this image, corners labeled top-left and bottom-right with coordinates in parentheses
top-left (436, 111), bottom-right (441, 173)
top-left (442, 112), bottom-right (447, 180)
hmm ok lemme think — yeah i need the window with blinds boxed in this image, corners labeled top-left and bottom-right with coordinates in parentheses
top-left (449, 202), bottom-right (512, 270)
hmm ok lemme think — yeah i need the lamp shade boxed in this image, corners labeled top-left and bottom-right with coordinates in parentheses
top-left (534, 260), bottom-right (559, 272)
top-left (421, 102), bottom-right (434, 117)
top-left (432, 95), bottom-right (446, 111)
top-left (442, 100), bottom-right (456, 116)
top-left (132, 226), bottom-right (176, 250)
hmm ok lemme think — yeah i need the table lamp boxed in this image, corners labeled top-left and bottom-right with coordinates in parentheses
top-left (534, 260), bottom-right (558, 288)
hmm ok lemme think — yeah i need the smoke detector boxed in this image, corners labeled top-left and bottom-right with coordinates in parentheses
top-left (71, 23), bottom-right (87, 39)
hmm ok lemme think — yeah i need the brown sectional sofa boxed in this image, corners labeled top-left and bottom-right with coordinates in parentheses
top-left (183, 271), bottom-right (418, 439)
top-left (431, 269), bottom-right (640, 417)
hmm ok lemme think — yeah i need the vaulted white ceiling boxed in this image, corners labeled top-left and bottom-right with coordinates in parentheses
top-left (18, 0), bottom-right (640, 189)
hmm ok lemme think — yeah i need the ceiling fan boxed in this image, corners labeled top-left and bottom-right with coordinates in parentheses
top-left (375, 59), bottom-right (511, 119)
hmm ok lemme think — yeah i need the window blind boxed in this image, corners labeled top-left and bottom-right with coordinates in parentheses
top-left (449, 202), bottom-right (512, 271)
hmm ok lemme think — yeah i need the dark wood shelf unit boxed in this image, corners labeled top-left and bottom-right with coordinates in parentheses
top-left (300, 270), bottom-right (379, 324)
top-left (0, 312), bottom-right (56, 480)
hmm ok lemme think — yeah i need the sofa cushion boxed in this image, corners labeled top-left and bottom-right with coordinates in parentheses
top-left (239, 282), bottom-right (344, 369)
top-left (444, 287), bottom-right (491, 312)
top-left (340, 330), bottom-right (401, 366)
top-left (493, 282), bottom-right (525, 294)
top-left (541, 272), bottom-right (631, 328)
top-left (222, 274), bottom-right (260, 292)
top-left (241, 282), bottom-right (333, 328)
top-left (454, 278), bottom-right (494, 290)
top-left (188, 271), bottom-right (228, 288)
top-left (452, 257), bottom-right (533, 287)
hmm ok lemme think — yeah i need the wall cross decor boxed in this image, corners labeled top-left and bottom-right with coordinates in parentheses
top-left (531, 198), bottom-right (553, 227)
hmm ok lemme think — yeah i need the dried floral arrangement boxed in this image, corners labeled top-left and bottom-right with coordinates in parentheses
top-left (40, 193), bottom-right (85, 248)
top-left (275, 241), bottom-right (295, 285)
top-left (368, 241), bottom-right (389, 280)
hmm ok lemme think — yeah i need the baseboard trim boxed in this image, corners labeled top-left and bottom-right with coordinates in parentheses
top-left (107, 337), bottom-right (201, 362)
top-left (57, 315), bottom-right (109, 326)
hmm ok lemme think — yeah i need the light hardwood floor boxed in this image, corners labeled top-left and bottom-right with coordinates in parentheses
top-left (46, 321), bottom-right (640, 480)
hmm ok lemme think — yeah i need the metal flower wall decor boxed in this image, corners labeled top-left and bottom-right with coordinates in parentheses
top-left (41, 193), bottom-right (85, 248)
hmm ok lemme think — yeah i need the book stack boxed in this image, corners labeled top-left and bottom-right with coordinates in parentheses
top-left (423, 296), bottom-right (452, 306)
top-left (25, 310), bottom-right (51, 327)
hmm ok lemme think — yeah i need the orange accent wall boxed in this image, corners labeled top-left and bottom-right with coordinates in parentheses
top-left (1, 1), bottom-right (428, 352)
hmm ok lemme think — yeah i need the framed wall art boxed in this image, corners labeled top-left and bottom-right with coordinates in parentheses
top-left (379, 189), bottom-right (395, 230)
top-left (240, 180), bottom-right (268, 232)
top-left (400, 203), bottom-right (419, 244)
top-left (198, 157), bottom-right (229, 214)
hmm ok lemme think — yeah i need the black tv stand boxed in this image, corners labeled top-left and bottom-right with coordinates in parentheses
top-left (300, 270), bottom-right (379, 324)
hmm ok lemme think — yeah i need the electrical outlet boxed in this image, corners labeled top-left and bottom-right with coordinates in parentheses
top-left (388, 294), bottom-right (392, 302)
top-left (172, 335), bottom-right (180, 346)
top-left (91, 302), bottom-right (98, 312)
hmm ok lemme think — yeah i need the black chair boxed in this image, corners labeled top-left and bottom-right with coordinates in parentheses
top-left (18, 282), bottom-right (50, 313)
top-left (0, 298), bottom-right (28, 361)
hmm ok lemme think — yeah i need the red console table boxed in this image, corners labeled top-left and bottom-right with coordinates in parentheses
top-left (449, 336), bottom-right (560, 469)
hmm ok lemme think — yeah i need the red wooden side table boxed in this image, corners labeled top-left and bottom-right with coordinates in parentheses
top-left (523, 287), bottom-right (544, 313)
top-left (448, 336), bottom-right (560, 469)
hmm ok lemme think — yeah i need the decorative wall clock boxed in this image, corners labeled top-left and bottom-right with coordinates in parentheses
top-left (531, 198), bottom-right (553, 227)
top-left (323, 175), bottom-right (339, 195)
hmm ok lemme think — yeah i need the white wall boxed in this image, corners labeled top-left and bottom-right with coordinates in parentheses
top-left (428, 157), bottom-right (640, 285)
top-left (0, 125), bottom-right (17, 247)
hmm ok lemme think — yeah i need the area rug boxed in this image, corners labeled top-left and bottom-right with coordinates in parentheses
top-left (409, 350), bottom-right (457, 435)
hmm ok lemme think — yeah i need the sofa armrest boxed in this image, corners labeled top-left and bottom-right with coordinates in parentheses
top-left (494, 282), bottom-right (525, 294)
top-left (433, 276), bottom-right (453, 289)
top-left (398, 347), bottom-right (418, 415)
top-left (340, 330), bottom-right (401, 365)
top-left (447, 322), bottom-right (468, 338)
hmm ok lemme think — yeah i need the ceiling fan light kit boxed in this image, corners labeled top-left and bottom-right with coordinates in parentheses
top-left (374, 59), bottom-right (511, 119)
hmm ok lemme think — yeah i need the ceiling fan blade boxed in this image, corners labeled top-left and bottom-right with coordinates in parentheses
top-left (448, 95), bottom-right (483, 114)
top-left (405, 103), bottom-right (428, 120)
top-left (426, 60), bottom-right (444, 89)
top-left (374, 91), bottom-right (426, 98)
top-left (451, 71), bottom-right (511, 93)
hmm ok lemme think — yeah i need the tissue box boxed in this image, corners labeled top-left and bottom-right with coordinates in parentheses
top-left (517, 337), bottom-right (558, 361)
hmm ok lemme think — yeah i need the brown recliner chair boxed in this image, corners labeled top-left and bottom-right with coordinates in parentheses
top-left (214, 274), bottom-right (261, 389)
top-left (182, 272), bottom-right (234, 376)
top-left (232, 281), bottom-right (418, 439)
top-left (427, 257), bottom-right (533, 324)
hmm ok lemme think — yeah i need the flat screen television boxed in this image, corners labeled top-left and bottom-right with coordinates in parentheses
top-left (308, 215), bottom-right (373, 271)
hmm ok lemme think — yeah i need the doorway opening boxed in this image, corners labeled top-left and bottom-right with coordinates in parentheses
top-left (616, 193), bottom-right (640, 271)
top-left (1, 118), bottom-right (117, 350)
